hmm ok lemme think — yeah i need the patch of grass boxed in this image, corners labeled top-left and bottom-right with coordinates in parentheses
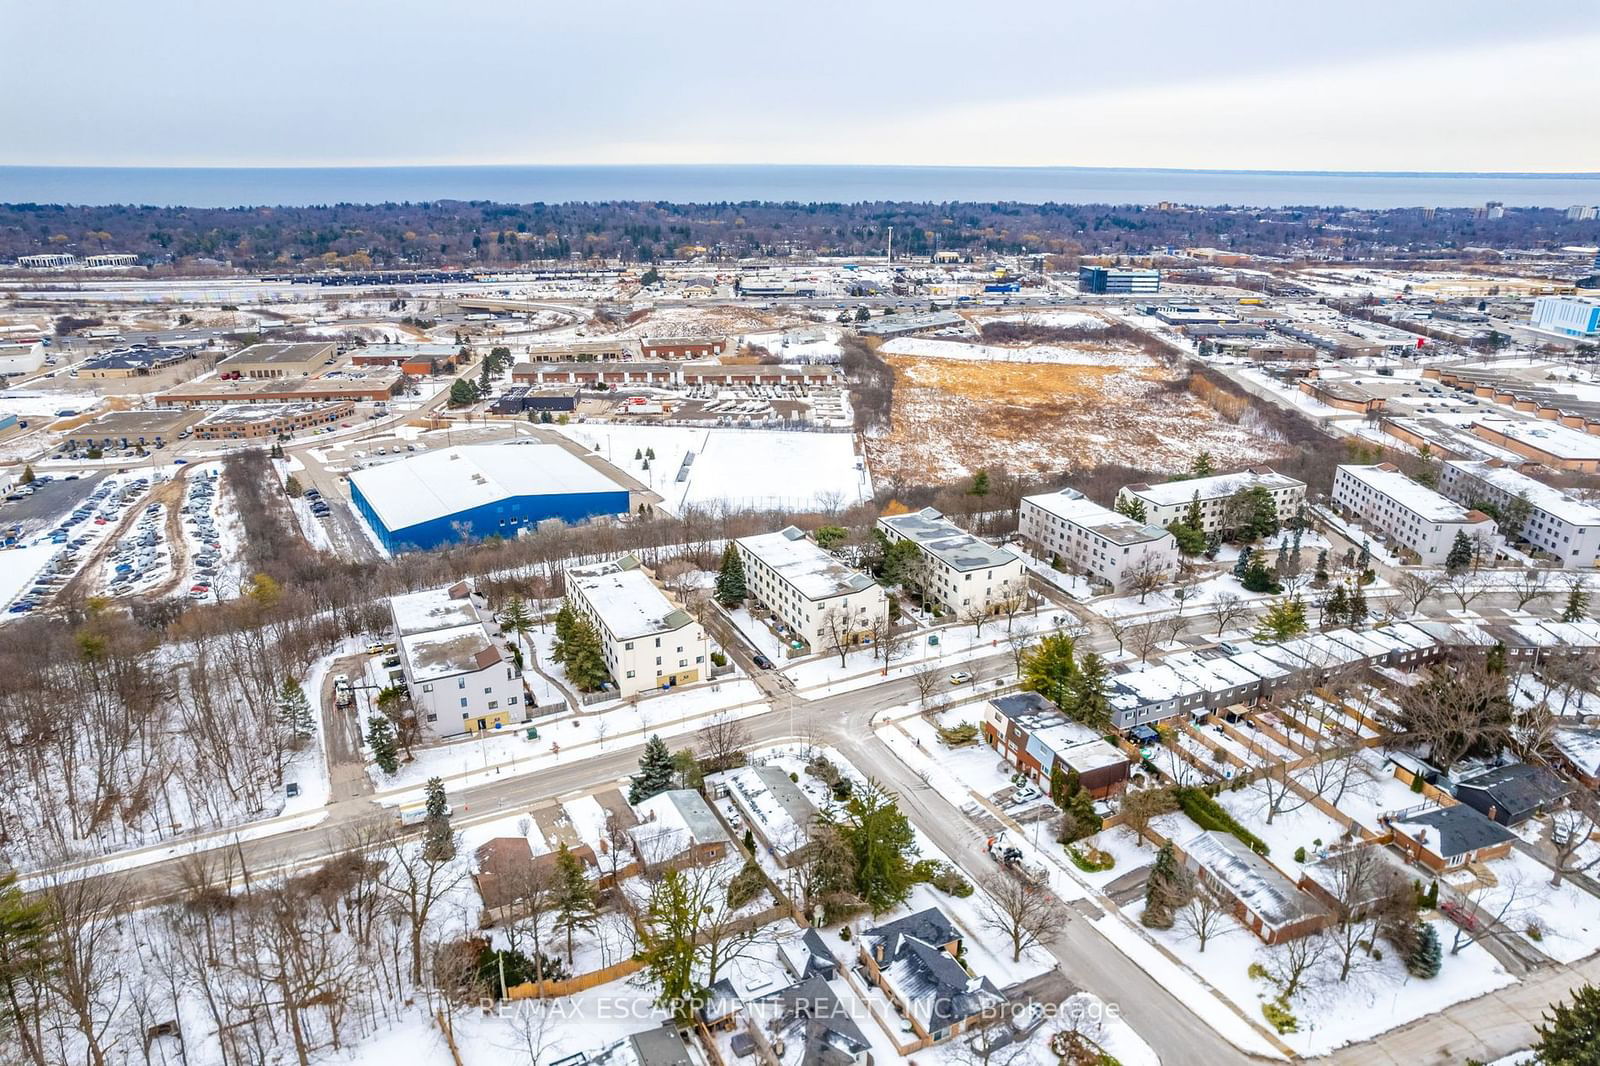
top-left (1067, 844), bottom-right (1116, 873)
top-left (936, 721), bottom-right (979, 747)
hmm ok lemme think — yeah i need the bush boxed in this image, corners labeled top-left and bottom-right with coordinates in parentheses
top-left (1261, 999), bottom-right (1299, 1034)
top-left (915, 859), bottom-right (973, 898)
top-left (726, 860), bottom-right (767, 909)
top-left (1174, 787), bottom-right (1270, 856)
top-left (937, 722), bottom-right (979, 747)
top-left (806, 755), bottom-right (841, 786)
top-left (709, 651), bottom-right (727, 668)
top-left (831, 778), bottom-right (853, 800)
top-left (1067, 845), bottom-right (1116, 873)
top-left (1294, 846), bottom-right (1306, 863)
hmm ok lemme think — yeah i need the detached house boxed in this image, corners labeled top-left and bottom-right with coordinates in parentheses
top-left (857, 908), bottom-right (1005, 1048)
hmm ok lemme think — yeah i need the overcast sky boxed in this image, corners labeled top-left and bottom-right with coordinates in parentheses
top-left (5, 0), bottom-right (1596, 171)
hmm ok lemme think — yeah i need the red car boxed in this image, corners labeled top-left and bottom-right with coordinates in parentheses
top-left (1440, 899), bottom-right (1479, 931)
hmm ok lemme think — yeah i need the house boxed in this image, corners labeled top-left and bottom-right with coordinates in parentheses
top-left (724, 764), bottom-right (818, 867)
top-left (857, 907), bottom-right (1005, 1047)
top-left (1384, 803), bottom-right (1516, 872)
top-left (1018, 488), bottom-right (1178, 592)
top-left (472, 836), bottom-right (599, 927)
top-left (1180, 831), bottom-right (1330, 945)
top-left (567, 554), bottom-right (710, 698)
top-left (592, 1024), bottom-right (695, 1066)
top-left (1115, 467), bottom-right (1306, 537)
top-left (777, 927), bottom-right (840, 983)
top-left (980, 692), bottom-right (1131, 798)
top-left (735, 526), bottom-right (887, 655)
top-left (1553, 728), bottom-right (1600, 789)
top-left (390, 582), bottom-right (525, 738)
top-left (876, 507), bottom-right (1025, 616)
top-left (750, 975), bottom-right (871, 1066)
top-left (1452, 762), bottom-right (1574, 827)
top-left (1331, 463), bottom-right (1501, 566)
top-left (629, 789), bottom-right (732, 870)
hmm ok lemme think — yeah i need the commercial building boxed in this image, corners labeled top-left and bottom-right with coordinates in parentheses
top-left (566, 554), bottom-right (710, 698)
top-left (853, 310), bottom-right (967, 338)
top-left (1471, 417), bottom-right (1600, 473)
top-left (1438, 460), bottom-right (1600, 568)
top-left (156, 371), bottom-right (403, 406)
top-left (1299, 377), bottom-right (1386, 415)
top-left (15, 254), bottom-right (76, 269)
top-left (0, 339), bottom-right (45, 376)
top-left (875, 507), bottom-right (1026, 616)
top-left (216, 341), bottom-right (337, 379)
top-left (1116, 467), bottom-right (1305, 537)
top-left (349, 443), bottom-right (630, 552)
top-left (390, 582), bottom-right (525, 738)
top-left (735, 526), bottom-right (888, 652)
top-left (192, 401), bottom-right (354, 441)
top-left (489, 386), bottom-right (579, 415)
top-left (62, 409), bottom-right (199, 452)
top-left (83, 253), bottom-right (138, 268)
top-left (522, 338), bottom-right (635, 363)
top-left (1079, 266), bottom-right (1160, 295)
top-left (350, 343), bottom-right (457, 375)
top-left (77, 344), bottom-right (195, 379)
top-left (639, 336), bottom-right (726, 360)
top-left (1331, 463), bottom-right (1500, 566)
top-left (1019, 488), bottom-right (1177, 592)
top-left (1530, 295), bottom-right (1600, 338)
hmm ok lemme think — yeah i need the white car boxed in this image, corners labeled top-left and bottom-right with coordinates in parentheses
top-left (949, 671), bottom-right (974, 685)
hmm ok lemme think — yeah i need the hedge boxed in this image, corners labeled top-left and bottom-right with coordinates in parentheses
top-left (1173, 787), bottom-right (1271, 856)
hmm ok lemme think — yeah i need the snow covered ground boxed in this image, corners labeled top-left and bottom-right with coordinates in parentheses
top-left (1458, 849), bottom-right (1600, 964)
top-left (880, 335), bottom-right (1153, 367)
top-left (557, 424), bottom-right (871, 515)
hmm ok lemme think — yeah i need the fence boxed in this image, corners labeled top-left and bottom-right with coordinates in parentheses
top-left (504, 957), bottom-right (642, 1000)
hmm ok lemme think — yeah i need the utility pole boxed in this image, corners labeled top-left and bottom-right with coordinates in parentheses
top-left (887, 226), bottom-right (893, 264)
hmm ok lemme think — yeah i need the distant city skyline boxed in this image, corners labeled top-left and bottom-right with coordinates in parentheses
top-left (4, 0), bottom-right (1597, 172)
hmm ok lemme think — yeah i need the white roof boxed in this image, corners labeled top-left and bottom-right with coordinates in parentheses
top-left (1113, 664), bottom-right (1196, 704)
top-left (569, 560), bottom-right (692, 641)
top-left (400, 623), bottom-right (501, 683)
top-left (349, 443), bottom-right (626, 532)
top-left (1555, 728), bottom-right (1600, 777)
top-left (737, 526), bottom-right (876, 600)
top-left (879, 508), bottom-right (1018, 570)
top-left (1444, 460), bottom-right (1600, 527)
top-left (1474, 418), bottom-right (1600, 461)
top-left (1125, 468), bottom-right (1303, 508)
top-left (1336, 464), bottom-right (1485, 523)
top-left (1183, 831), bottom-right (1323, 930)
top-left (391, 585), bottom-right (481, 635)
top-left (1022, 488), bottom-right (1171, 546)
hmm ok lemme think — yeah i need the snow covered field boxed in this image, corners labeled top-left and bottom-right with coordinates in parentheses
top-left (557, 424), bottom-right (871, 515)
top-left (880, 335), bottom-right (1153, 367)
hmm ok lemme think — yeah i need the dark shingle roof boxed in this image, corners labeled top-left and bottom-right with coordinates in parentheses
top-left (1392, 804), bottom-right (1515, 858)
top-left (1456, 762), bottom-right (1574, 822)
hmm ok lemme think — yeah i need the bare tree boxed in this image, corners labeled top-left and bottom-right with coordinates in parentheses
top-left (960, 600), bottom-right (994, 637)
top-left (1547, 795), bottom-right (1600, 887)
top-left (912, 665), bottom-right (943, 711)
top-left (1265, 931), bottom-right (1330, 1001)
top-left (1507, 567), bottom-right (1552, 611)
top-left (1102, 615), bottom-right (1131, 657)
top-left (994, 577), bottom-right (1031, 633)
top-left (1123, 556), bottom-right (1170, 606)
top-left (1128, 619), bottom-right (1167, 664)
top-left (1003, 630), bottom-right (1035, 680)
top-left (1174, 887), bottom-right (1229, 953)
top-left (1118, 787), bottom-right (1177, 847)
top-left (378, 825), bottom-right (466, 984)
top-left (1448, 866), bottom-right (1540, 956)
top-left (978, 873), bottom-right (1069, 963)
top-left (818, 606), bottom-right (856, 668)
top-left (1318, 845), bottom-right (1407, 981)
top-left (1443, 569), bottom-right (1486, 613)
top-left (1208, 592), bottom-right (1247, 637)
top-left (1392, 570), bottom-right (1444, 615)
top-left (698, 712), bottom-right (750, 773)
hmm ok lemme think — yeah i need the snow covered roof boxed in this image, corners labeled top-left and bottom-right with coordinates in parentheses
top-left (1386, 803), bottom-right (1513, 858)
top-left (1183, 831), bottom-right (1326, 931)
top-left (878, 507), bottom-right (1018, 570)
top-left (1022, 487), bottom-right (1171, 546)
top-left (1444, 460), bottom-right (1600, 527)
top-left (1555, 728), bottom-right (1600, 777)
top-left (400, 623), bottom-right (504, 683)
top-left (631, 789), bottom-right (729, 853)
top-left (1337, 463), bottom-right (1486, 523)
top-left (349, 442), bottom-right (627, 532)
top-left (1123, 467), bottom-right (1304, 508)
top-left (863, 908), bottom-right (1004, 1032)
top-left (1227, 650), bottom-right (1291, 682)
top-left (569, 556), bottom-right (693, 640)
top-left (1166, 651), bottom-right (1265, 690)
top-left (1056, 738), bottom-right (1132, 775)
top-left (1111, 664), bottom-right (1197, 704)
top-left (1474, 418), bottom-right (1600, 462)
top-left (726, 764), bottom-right (817, 856)
top-left (390, 582), bottom-right (482, 636)
top-left (737, 526), bottom-right (876, 600)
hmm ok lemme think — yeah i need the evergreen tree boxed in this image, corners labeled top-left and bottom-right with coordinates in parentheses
top-left (1562, 579), bottom-right (1591, 623)
top-left (1184, 491), bottom-right (1204, 532)
top-left (1532, 982), bottom-right (1600, 1066)
top-left (1167, 520), bottom-right (1207, 557)
top-left (1313, 548), bottom-right (1330, 588)
top-left (1020, 633), bottom-right (1079, 710)
top-left (551, 601), bottom-right (578, 662)
top-left (970, 470), bottom-right (990, 497)
top-left (553, 843), bottom-right (599, 962)
top-left (1445, 531), bottom-right (1473, 575)
top-left (1347, 581), bottom-right (1369, 624)
top-left (715, 543), bottom-right (748, 606)
top-left (1067, 786), bottom-right (1101, 838)
top-left (276, 676), bottom-right (315, 741)
top-left (1233, 545), bottom-right (1252, 579)
top-left (1049, 763), bottom-right (1073, 808)
top-left (825, 785), bottom-right (920, 914)
top-left (19, 465), bottom-right (35, 486)
top-left (635, 448), bottom-right (643, 461)
top-left (1241, 560), bottom-right (1280, 594)
top-left (1405, 922), bottom-right (1443, 979)
top-left (629, 734), bottom-right (676, 803)
top-left (1067, 651), bottom-right (1112, 731)
top-left (499, 596), bottom-right (535, 649)
top-left (1191, 451), bottom-right (1215, 478)
top-left (562, 615), bottom-right (611, 691)
top-left (1255, 596), bottom-right (1309, 643)
top-left (367, 714), bottom-right (398, 775)
top-left (448, 377), bottom-right (477, 406)
top-left (646, 447), bottom-right (655, 460)
top-left (1115, 495), bottom-right (1147, 523)
top-left (1324, 584), bottom-right (1350, 627)
top-left (423, 776), bottom-right (454, 861)
top-left (1142, 842), bottom-right (1191, 929)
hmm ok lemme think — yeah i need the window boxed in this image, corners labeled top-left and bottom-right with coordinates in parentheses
top-left (484, 686), bottom-right (493, 694)
top-left (422, 683), bottom-right (433, 693)
top-left (625, 641), bottom-right (633, 650)
top-left (426, 713), bottom-right (437, 722)
top-left (487, 700), bottom-right (498, 710)
top-left (457, 678), bottom-right (466, 689)
top-left (460, 698), bottom-right (468, 708)
top-left (626, 670), bottom-right (635, 678)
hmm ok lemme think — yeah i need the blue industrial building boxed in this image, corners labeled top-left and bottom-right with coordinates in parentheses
top-left (348, 443), bottom-right (630, 552)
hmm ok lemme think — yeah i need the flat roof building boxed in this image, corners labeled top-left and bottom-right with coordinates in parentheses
top-left (1020, 487), bottom-right (1177, 592)
top-left (216, 341), bottom-right (338, 379)
top-left (1331, 463), bottom-right (1501, 566)
top-left (1530, 295), bottom-right (1600, 338)
top-left (735, 525), bottom-right (887, 653)
top-left (567, 554), bottom-right (710, 698)
top-left (1471, 417), bottom-right (1600, 473)
top-left (1079, 266), bottom-right (1161, 295)
top-left (193, 400), bottom-right (354, 441)
top-left (1116, 467), bottom-right (1306, 537)
top-left (349, 442), bottom-right (630, 552)
top-left (876, 507), bottom-right (1026, 616)
top-left (156, 371), bottom-right (403, 406)
top-left (1438, 459), bottom-right (1600, 568)
top-left (62, 409), bottom-right (199, 451)
top-left (78, 344), bottom-right (195, 379)
top-left (389, 582), bottom-right (525, 738)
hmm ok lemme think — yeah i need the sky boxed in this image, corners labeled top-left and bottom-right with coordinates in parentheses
top-left (4, 0), bottom-right (1597, 172)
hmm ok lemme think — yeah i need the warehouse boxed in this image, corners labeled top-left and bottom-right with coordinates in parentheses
top-left (216, 341), bottom-right (337, 379)
top-left (63, 409), bottom-right (199, 451)
top-left (348, 443), bottom-right (630, 552)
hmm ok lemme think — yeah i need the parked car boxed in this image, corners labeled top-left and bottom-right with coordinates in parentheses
top-left (751, 654), bottom-right (774, 670)
top-left (949, 671), bottom-right (974, 685)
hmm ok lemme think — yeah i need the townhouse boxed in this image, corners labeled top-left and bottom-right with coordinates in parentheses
top-left (735, 526), bottom-right (887, 653)
top-left (1331, 463), bottom-right (1501, 566)
top-left (1115, 466), bottom-right (1306, 536)
top-left (1019, 488), bottom-right (1178, 591)
top-left (876, 507), bottom-right (1026, 616)
top-left (566, 554), bottom-right (710, 699)
top-left (980, 692), bottom-right (1132, 798)
top-left (1438, 459), bottom-right (1600, 569)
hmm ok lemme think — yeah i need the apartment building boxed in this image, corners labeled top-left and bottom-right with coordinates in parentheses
top-left (875, 508), bottom-right (1026, 616)
top-left (567, 555), bottom-right (710, 698)
top-left (390, 582), bottom-right (524, 739)
top-left (1331, 463), bottom-right (1500, 566)
top-left (1438, 460), bottom-right (1600, 569)
top-left (1019, 488), bottom-right (1177, 591)
top-left (736, 526), bottom-right (888, 652)
top-left (1115, 467), bottom-right (1306, 536)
